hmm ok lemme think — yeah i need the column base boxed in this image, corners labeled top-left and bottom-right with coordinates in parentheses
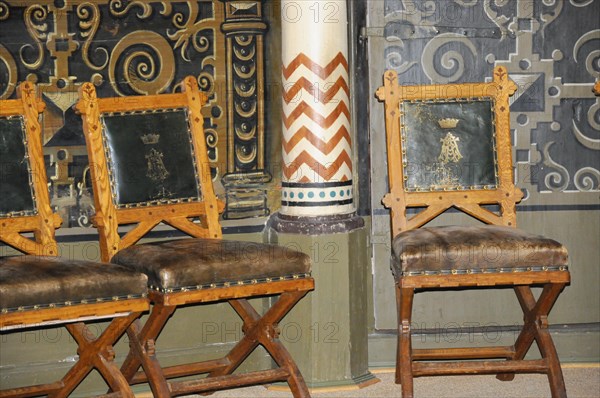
top-left (267, 212), bottom-right (364, 235)
top-left (265, 216), bottom-right (375, 390)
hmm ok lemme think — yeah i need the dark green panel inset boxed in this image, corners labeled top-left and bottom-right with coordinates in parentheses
top-left (100, 109), bottom-right (201, 207)
top-left (0, 116), bottom-right (36, 217)
top-left (401, 99), bottom-right (497, 191)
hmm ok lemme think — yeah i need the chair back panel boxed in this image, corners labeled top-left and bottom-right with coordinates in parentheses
top-left (0, 82), bottom-right (61, 255)
top-left (101, 109), bottom-right (201, 207)
top-left (376, 66), bottom-right (522, 237)
top-left (76, 76), bottom-right (222, 262)
top-left (0, 115), bottom-right (36, 216)
top-left (401, 98), bottom-right (498, 191)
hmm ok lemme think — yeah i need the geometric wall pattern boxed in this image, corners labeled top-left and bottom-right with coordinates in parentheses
top-left (376, 0), bottom-right (599, 207)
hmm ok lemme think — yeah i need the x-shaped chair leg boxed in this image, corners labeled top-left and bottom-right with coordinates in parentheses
top-left (48, 313), bottom-right (141, 398)
top-left (119, 304), bottom-right (176, 397)
top-left (117, 292), bottom-right (310, 397)
top-left (209, 291), bottom-right (311, 398)
top-left (497, 283), bottom-right (567, 398)
top-left (395, 286), bottom-right (415, 398)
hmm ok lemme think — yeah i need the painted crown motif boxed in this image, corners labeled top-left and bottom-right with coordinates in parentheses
top-left (141, 133), bottom-right (160, 145)
top-left (438, 118), bottom-right (460, 129)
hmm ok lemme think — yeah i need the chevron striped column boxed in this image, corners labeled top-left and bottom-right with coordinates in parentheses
top-left (268, 2), bottom-right (374, 390)
top-left (280, 0), bottom-right (354, 217)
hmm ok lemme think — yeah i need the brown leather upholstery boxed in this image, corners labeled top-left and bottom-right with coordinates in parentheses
top-left (0, 256), bottom-right (148, 312)
top-left (392, 225), bottom-right (568, 277)
top-left (112, 238), bottom-right (311, 292)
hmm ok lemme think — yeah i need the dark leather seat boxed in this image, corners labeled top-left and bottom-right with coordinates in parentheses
top-left (112, 238), bottom-right (311, 292)
top-left (0, 256), bottom-right (147, 313)
top-left (393, 225), bottom-right (568, 277)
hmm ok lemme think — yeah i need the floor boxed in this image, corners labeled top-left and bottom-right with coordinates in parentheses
top-left (198, 364), bottom-right (600, 398)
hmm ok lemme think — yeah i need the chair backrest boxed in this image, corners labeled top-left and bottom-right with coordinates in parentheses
top-left (76, 76), bottom-right (223, 262)
top-left (376, 66), bottom-right (521, 237)
top-left (0, 82), bottom-right (62, 255)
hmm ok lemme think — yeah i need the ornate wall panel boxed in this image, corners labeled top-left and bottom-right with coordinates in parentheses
top-left (366, 0), bottom-right (599, 330)
top-left (371, 0), bottom-right (599, 205)
top-left (0, 0), bottom-right (271, 227)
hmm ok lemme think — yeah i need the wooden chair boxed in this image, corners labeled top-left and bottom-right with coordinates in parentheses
top-left (376, 66), bottom-right (570, 398)
top-left (0, 82), bottom-right (149, 397)
top-left (75, 76), bottom-right (314, 397)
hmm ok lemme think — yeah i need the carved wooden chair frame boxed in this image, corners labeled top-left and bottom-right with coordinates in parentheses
top-left (76, 76), bottom-right (314, 397)
top-left (377, 66), bottom-right (524, 232)
top-left (376, 66), bottom-right (571, 398)
top-left (0, 82), bottom-right (149, 398)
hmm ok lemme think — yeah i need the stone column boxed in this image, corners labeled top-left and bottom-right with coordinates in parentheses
top-left (279, 0), bottom-right (353, 217)
top-left (266, 0), bottom-right (377, 391)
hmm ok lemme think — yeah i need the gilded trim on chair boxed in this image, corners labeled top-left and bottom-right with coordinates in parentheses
top-left (150, 272), bottom-right (313, 293)
top-left (1, 293), bottom-right (148, 313)
top-left (403, 265), bottom-right (568, 277)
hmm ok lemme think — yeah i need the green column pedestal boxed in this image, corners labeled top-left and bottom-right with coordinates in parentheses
top-left (266, 213), bottom-right (379, 390)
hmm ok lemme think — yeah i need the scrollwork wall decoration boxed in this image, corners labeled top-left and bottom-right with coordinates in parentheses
top-left (109, 0), bottom-right (153, 19)
top-left (108, 31), bottom-right (175, 95)
top-left (204, 127), bottom-right (219, 163)
top-left (158, 1), bottom-right (223, 173)
top-left (197, 69), bottom-right (215, 95)
top-left (166, 1), bottom-right (201, 61)
top-left (483, 0), bottom-right (513, 39)
top-left (0, 44), bottom-right (17, 99)
top-left (0, 1), bottom-right (9, 20)
top-left (570, 0), bottom-right (595, 7)
top-left (542, 142), bottom-right (570, 192)
top-left (385, 44), bottom-right (417, 74)
top-left (573, 29), bottom-right (600, 79)
top-left (572, 101), bottom-right (600, 151)
top-left (569, 29), bottom-right (600, 175)
top-left (539, 1), bottom-right (563, 39)
top-left (574, 167), bottom-right (600, 191)
top-left (77, 2), bottom-right (109, 71)
top-left (21, 4), bottom-right (49, 70)
top-left (586, 101), bottom-right (600, 133)
top-left (421, 33), bottom-right (477, 83)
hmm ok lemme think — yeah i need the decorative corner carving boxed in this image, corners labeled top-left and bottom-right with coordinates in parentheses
top-left (382, 193), bottom-right (394, 209)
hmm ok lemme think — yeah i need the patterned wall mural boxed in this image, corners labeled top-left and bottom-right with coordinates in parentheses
top-left (0, 0), bottom-right (273, 228)
top-left (370, 0), bottom-right (599, 206)
top-left (366, 0), bottom-right (599, 329)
